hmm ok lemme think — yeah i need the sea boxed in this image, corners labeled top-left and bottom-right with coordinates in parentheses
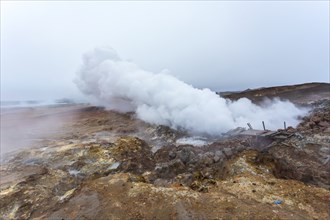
top-left (0, 99), bottom-right (85, 109)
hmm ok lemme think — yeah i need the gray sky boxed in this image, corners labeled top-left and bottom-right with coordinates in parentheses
top-left (1, 1), bottom-right (329, 101)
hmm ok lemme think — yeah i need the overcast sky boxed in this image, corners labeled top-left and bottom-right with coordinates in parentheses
top-left (1, 1), bottom-right (329, 101)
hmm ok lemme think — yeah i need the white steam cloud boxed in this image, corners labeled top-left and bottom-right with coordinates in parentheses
top-left (75, 47), bottom-right (307, 135)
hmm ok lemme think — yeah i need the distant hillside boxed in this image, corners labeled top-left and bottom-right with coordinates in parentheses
top-left (219, 82), bottom-right (330, 105)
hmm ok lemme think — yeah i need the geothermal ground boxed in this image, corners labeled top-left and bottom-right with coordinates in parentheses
top-left (0, 83), bottom-right (329, 219)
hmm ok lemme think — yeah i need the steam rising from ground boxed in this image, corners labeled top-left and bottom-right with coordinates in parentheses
top-left (0, 106), bottom-right (79, 157)
top-left (75, 47), bottom-right (307, 135)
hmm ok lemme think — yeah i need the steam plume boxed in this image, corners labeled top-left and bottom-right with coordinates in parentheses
top-left (75, 47), bottom-right (307, 135)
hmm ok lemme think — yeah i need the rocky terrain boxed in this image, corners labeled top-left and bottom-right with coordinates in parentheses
top-left (0, 83), bottom-right (329, 219)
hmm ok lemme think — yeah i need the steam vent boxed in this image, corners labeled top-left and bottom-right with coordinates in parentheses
top-left (1, 82), bottom-right (330, 219)
top-left (2, 0), bottom-right (329, 218)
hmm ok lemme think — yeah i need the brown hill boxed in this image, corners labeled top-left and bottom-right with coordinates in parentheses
top-left (219, 82), bottom-right (330, 104)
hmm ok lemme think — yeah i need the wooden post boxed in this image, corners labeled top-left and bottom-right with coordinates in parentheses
top-left (284, 121), bottom-right (287, 130)
top-left (247, 123), bottom-right (253, 130)
top-left (262, 121), bottom-right (266, 131)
